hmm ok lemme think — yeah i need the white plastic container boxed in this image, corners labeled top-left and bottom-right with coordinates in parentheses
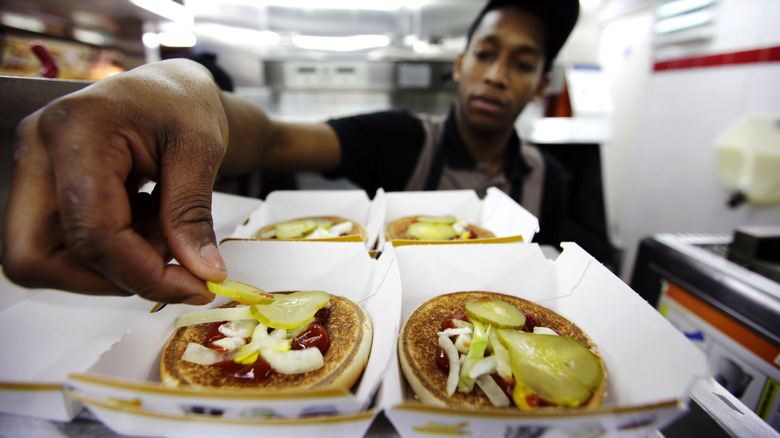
top-left (715, 112), bottom-right (780, 206)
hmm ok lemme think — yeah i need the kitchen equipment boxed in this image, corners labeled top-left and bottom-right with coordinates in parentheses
top-left (631, 232), bottom-right (780, 432)
top-left (715, 112), bottom-right (780, 207)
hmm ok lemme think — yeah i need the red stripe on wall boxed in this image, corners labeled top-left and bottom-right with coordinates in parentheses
top-left (654, 45), bottom-right (780, 71)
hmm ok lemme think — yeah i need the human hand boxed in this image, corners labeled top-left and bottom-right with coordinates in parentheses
top-left (2, 59), bottom-right (229, 305)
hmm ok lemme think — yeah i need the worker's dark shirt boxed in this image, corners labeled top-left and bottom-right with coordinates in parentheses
top-left (326, 108), bottom-right (566, 245)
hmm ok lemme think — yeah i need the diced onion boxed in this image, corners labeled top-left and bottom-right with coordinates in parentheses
top-left (489, 333), bottom-right (512, 380)
top-left (437, 327), bottom-right (471, 337)
top-left (452, 319), bottom-right (473, 330)
top-left (234, 323), bottom-right (291, 363)
top-left (262, 347), bottom-right (323, 374)
top-left (304, 228), bottom-right (332, 239)
top-left (468, 356), bottom-right (497, 378)
top-left (175, 307), bottom-right (254, 328)
top-left (452, 220), bottom-right (468, 234)
top-left (211, 336), bottom-right (246, 351)
top-left (218, 319), bottom-right (257, 338)
top-left (454, 333), bottom-right (472, 354)
top-left (438, 334), bottom-right (460, 396)
top-left (533, 326), bottom-right (559, 335)
top-left (328, 221), bottom-right (353, 236)
top-left (269, 328), bottom-right (288, 339)
top-left (476, 375), bottom-right (510, 407)
top-left (181, 343), bottom-right (231, 365)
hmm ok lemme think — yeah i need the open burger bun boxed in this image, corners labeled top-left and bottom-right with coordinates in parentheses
top-left (253, 216), bottom-right (369, 242)
top-left (385, 216), bottom-right (495, 241)
top-left (398, 291), bottom-right (606, 410)
top-left (161, 294), bottom-right (373, 392)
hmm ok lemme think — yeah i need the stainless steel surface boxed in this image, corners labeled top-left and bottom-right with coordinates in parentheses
top-left (263, 60), bottom-right (457, 92)
top-left (653, 232), bottom-right (780, 344)
top-left (235, 59), bottom-right (458, 125)
top-left (2, 1), bottom-right (484, 69)
top-left (631, 233), bottom-right (780, 433)
top-left (1, 0), bottom-right (161, 23)
top-left (0, 75), bottom-right (91, 262)
top-left (662, 377), bottom-right (780, 437)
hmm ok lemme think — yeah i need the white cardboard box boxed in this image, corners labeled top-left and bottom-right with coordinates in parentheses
top-left (0, 287), bottom-right (153, 422)
top-left (381, 242), bottom-right (711, 437)
top-left (380, 187), bottom-right (539, 248)
top-left (0, 192), bottom-right (264, 422)
top-left (65, 240), bottom-right (402, 437)
top-left (231, 190), bottom-right (386, 249)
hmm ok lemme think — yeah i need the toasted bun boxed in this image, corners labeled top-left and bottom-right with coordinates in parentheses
top-left (161, 294), bottom-right (373, 392)
top-left (385, 216), bottom-right (495, 241)
top-left (398, 291), bottom-right (606, 410)
top-left (253, 216), bottom-right (368, 242)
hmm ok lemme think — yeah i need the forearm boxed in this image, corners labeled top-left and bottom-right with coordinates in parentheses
top-left (218, 93), bottom-right (342, 176)
top-left (218, 91), bottom-right (274, 176)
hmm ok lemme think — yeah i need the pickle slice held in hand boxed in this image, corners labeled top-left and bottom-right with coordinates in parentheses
top-left (250, 290), bottom-right (331, 329)
top-left (498, 329), bottom-right (604, 406)
top-left (206, 280), bottom-right (275, 305)
top-left (465, 297), bottom-right (526, 329)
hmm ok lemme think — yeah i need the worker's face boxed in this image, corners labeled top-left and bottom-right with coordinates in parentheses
top-left (454, 7), bottom-right (550, 132)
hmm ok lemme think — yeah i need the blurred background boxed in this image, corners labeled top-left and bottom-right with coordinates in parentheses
top-left (1, 0), bottom-right (779, 432)
top-left (1, 0), bottom-right (778, 278)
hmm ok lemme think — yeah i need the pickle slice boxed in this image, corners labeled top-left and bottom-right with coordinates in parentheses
top-left (498, 330), bottom-right (604, 406)
top-left (250, 290), bottom-right (330, 329)
top-left (417, 215), bottom-right (456, 224)
top-left (406, 222), bottom-right (457, 240)
top-left (464, 297), bottom-right (526, 329)
top-left (275, 219), bottom-right (317, 239)
top-left (206, 280), bottom-right (275, 305)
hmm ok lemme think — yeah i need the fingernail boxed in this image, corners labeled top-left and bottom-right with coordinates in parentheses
top-left (184, 294), bottom-right (213, 306)
top-left (200, 243), bottom-right (226, 271)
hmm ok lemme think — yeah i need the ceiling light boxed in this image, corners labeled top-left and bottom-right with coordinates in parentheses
top-left (656, 0), bottom-right (716, 18)
top-left (195, 24), bottom-right (280, 46)
top-left (130, 0), bottom-right (194, 25)
top-left (1, 12), bottom-right (46, 33)
top-left (73, 29), bottom-right (110, 46)
top-left (654, 9), bottom-right (713, 34)
top-left (292, 35), bottom-right (390, 52)
top-left (142, 32), bottom-right (160, 49)
top-left (158, 32), bottom-right (197, 47)
top-left (221, 0), bottom-right (421, 11)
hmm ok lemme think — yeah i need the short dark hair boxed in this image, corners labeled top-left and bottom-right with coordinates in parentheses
top-left (465, 0), bottom-right (580, 73)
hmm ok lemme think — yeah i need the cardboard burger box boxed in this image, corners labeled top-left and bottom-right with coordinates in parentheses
top-left (64, 240), bottom-right (402, 437)
top-left (380, 242), bottom-right (711, 437)
top-left (232, 190), bottom-right (385, 249)
top-left (380, 187), bottom-right (539, 247)
top-left (0, 192), bottom-right (264, 423)
top-left (0, 288), bottom-right (153, 422)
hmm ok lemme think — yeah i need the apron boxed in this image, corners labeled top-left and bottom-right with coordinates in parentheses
top-left (404, 113), bottom-right (546, 218)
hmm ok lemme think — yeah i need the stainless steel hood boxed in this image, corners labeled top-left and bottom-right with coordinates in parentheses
top-left (191, 1), bottom-right (483, 40)
top-left (188, 1), bottom-right (484, 65)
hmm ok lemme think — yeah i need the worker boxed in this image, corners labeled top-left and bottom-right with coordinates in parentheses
top-left (2, 0), bottom-right (579, 305)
